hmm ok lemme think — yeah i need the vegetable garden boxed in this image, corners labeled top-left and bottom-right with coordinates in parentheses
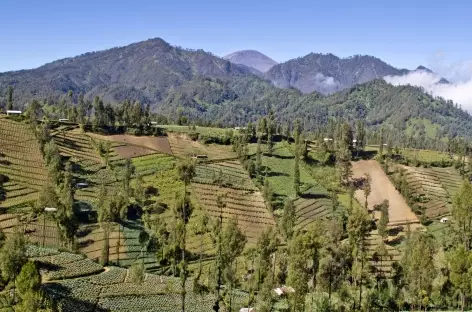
top-left (30, 245), bottom-right (249, 312)
top-left (399, 165), bottom-right (462, 219)
top-left (0, 118), bottom-right (49, 209)
top-left (191, 182), bottom-right (275, 245)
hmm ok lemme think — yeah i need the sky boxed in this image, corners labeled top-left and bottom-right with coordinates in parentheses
top-left (1, 0), bottom-right (472, 110)
top-left (1, 0), bottom-right (471, 74)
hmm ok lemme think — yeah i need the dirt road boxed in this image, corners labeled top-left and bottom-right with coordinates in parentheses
top-left (352, 160), bottom-right (420, 227)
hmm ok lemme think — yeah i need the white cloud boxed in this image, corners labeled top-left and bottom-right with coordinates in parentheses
top-left (384, 70), bottom-right (472, 112)
top-left (312, 73), bottom-right (340, 94)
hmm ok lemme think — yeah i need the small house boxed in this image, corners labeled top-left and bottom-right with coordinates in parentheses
top-left (440, 217), bottom-right (449, 223)
top-left (6, 110), bottom-right (22, 115)
top-left (323, 138), bottom-right (333, 142)
top-left (44, 207), bottom-right (58, 213)
top-left (58, 118), bottom-right (69, 122)
top-left (239, 308), bottom-right (256, 312)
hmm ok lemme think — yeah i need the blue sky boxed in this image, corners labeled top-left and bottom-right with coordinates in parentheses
top-left (1, 0), bottom-right (471, 75)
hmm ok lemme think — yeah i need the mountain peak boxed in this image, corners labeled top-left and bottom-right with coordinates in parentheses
top-left (223, 50), bottom-right (277, 73)
top-left (415, 65), bottom-right (434, 73)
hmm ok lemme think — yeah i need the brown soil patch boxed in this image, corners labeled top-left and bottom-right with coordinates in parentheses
top-left (87, 133), bottom-right (172, 155)
top-left (167, 133), bottom-right (236, 160)
top-left (352, 160), bottom-right (421, 230)
top-left (114, 145), bottom-right (156, 159)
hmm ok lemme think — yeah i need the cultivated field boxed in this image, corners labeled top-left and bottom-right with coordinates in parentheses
top-left (167, 132), bottom-right (236, 160)
top-left (87, 132), bottom-right (173, 155)
top-left (194, 160), bottom-right (256, 190)
top-left (293, 186), bottom-right (344, 231)
top-left (191, 182), bottom-right (275, 246)
top-left (352, 160), bottom-right (421, 229)
top-left (0, 118), bottom-right (49, 209)
top-left (27, 245), bottom-right (248, 312)
top-left (52, 129), bottom-right (117, 205)
top-left (365, 230), bottom-right (402, 277)
top-left (395, 165), bottom-right (462, 220)
top-left (248, 142), bottom-right (318, 198)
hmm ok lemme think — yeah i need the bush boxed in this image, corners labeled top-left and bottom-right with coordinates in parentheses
top-left (129, 262), bottom-right (144, 284)
top-left (188, 132), bottom-right (199, 141)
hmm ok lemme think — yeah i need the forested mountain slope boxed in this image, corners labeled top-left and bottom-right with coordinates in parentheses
top-left (264, 53), bottom-right (409, 94)
top-left (0, 38), bottom-right (253, 105)
top-left (163, 77), bottom-right (472, 140)
top-left (0, 38), bottom-right (470, 139)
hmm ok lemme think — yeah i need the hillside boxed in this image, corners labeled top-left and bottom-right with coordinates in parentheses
top-left (290, 79), bottom-right (472, 139)
top-left (0, 38), bottom-right (254, 106)
top-left (224, 50), bottom-right (278, 73)
top-left (0, 117), bottom-right (49, 209)
top-left (264, 53), bottom-right (408, 94)
top-left (0, 38), bottom-right (471, 140)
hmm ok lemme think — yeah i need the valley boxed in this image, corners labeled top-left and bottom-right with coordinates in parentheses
top-left (0, 107), bottom-right (470, 311)
top-left (0, 28), bottom-right (471, 312)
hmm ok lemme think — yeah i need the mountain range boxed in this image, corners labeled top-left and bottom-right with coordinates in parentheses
top-left (0, 37), bottom-right (470, 139)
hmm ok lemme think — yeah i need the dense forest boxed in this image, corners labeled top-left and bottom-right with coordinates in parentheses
top-left (3, 75), bottom-right (472, 144)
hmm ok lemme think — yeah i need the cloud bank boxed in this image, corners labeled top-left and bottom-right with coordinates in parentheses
top-left (384, 70), bottom-right (472, 112)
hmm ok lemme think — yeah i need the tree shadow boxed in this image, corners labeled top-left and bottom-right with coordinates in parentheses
top-left (269, 154), bottom-right (294, 160)
top-left (0, 159), bottom-right (11, 166)
top-left (387, 226), bottom-right (404, 236)
top-left (42, 283), bottom-right (108, 312)
top-left (266, 171), bottom-right (290, 178)
top-left (386, 235), bottom-right (404, 247)
top-left (54, 136), bottom-right (82, 150)
top-left (272, 193), bottom-right (288, 210)
top-left (299, 193), bottom-right (330, 200)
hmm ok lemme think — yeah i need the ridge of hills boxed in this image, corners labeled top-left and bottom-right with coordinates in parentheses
top-left (0, 37), bottom-right (470, 139)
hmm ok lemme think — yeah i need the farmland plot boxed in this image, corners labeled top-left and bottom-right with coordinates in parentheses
top-left (365, 230), bottom-right (402, 277)
top-left (87, 132), bottom-right (173, 155)
top-left (0, 119), bottom-right (49, 208)
top-left (399, 165), bottom-right (462, 219)
top-left (192, 182), bottom-right (276, 245)
top-left (34, 245), bottom-right (248, 312)
top-left (352, 160), bottom-right (421, 229)
top-left (193, 160), bottom-right (256, 190)
top-left (293, 187), bottom-right (344, 231)
top-left (167, 132), bottom-right (236, 160)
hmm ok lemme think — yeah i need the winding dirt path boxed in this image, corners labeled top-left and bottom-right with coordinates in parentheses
top-left (352, 160), bottom-right (421, 229)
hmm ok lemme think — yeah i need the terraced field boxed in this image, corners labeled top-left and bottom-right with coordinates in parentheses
top-left (192, 182), bottom-right (275, 245)
top-left (87, 132), bottom-right (173, 155)
top-left (193, 160), bottom-right (256, 190)
top-left (0, 118), bottom-right (49, 209)
top-left (53, 130), bottom-right (116, 205)
top-left (293, 188), bottom-right (343, 231)
top-left (399, 165), bottom-right (462, 219)
top-left (365, 230), bottom-right (402, 277)
top-left (26, 245), bottom-right (248, 312)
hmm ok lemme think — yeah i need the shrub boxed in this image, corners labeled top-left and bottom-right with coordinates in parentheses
top-left (129, 262), bottom-right (144, 284)
top-left (188, 132), bottom-right (199, 141)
